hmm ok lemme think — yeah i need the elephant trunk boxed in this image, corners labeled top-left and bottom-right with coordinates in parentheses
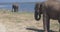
top-left (34, 3), bottom-right (43, 21)
top-left (34, 10), bottom-right (41, 21)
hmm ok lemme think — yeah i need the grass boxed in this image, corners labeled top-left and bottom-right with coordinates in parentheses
top-left (0, 10), bottom-right (59, 32)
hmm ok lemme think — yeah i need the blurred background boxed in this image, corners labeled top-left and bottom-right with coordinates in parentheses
top-left (0, 0), bottom-right (46, 12)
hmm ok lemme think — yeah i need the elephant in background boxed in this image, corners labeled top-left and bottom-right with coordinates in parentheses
top-left (12, 3), bottom-right (18, 12)
top-left (34, 0), bottom-right (60, 32)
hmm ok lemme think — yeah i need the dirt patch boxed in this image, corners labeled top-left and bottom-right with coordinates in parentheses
top-left (0, 11), bottom-right (59, 32)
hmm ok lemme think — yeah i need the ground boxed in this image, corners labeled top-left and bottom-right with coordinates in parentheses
top-left (0, 10), bottom-right (59, 32)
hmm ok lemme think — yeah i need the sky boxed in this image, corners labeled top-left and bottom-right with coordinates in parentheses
top-left (0, 0), bottom-right (46, 3)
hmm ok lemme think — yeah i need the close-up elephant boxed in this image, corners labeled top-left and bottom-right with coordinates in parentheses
top-left (34, 0), bottom-right (60, 32)
top-left (12, 3), bottom-right (18, 12)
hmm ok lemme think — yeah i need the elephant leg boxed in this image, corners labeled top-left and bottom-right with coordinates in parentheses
top-left (14, 9), bottom-right (16, 12)
top-left (12, 7), bottom-right (14, 12)
top-left (43, 11), bottom-right (50, 32)
top-left (14, 8), bottom-right (16, 12)
top-left (16, 8), bottom-right (18, 12)
top-left (14, 8), bottom-right (18, 12)
top-left (12, 8), bottom-right (16, 12)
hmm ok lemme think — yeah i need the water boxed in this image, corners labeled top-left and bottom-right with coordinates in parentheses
top-left (0, 3), bottom-right (35, 12)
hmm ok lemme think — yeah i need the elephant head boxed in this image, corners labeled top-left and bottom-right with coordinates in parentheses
top-left (34, 2), bottom-right (43, 21)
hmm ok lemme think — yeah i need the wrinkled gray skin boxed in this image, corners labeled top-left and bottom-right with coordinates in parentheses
top-left (34, 0), bottom-right (60, 32)
top-left (12, 4), bottom-right (18, 12)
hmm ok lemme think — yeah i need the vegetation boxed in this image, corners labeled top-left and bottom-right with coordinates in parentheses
top-left (0, 10), bottom-right (59, 32)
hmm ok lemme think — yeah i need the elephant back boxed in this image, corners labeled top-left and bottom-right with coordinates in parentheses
top-left (12, 3), bottom-right (18, 9)
top-left (44, 0), bottom-right (60, 11)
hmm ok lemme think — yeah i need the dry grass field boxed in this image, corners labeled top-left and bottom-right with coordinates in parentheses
top-left (0, 10), bottom-right (59, 32)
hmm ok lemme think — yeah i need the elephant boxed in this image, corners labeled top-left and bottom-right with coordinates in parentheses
top-left (34, 0), bottom-right (60, 32)
top-left (12, 3), bottom-right (18, 12)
